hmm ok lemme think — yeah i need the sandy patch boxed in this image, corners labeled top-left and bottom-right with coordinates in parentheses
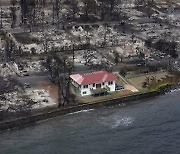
top-left (124, 84), bottom-right (139, 92)
top-left (35, 82), bottom-right (58, 104)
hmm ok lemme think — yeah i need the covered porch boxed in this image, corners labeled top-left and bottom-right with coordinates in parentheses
top-left (90, 86), bottom-right (110, 97)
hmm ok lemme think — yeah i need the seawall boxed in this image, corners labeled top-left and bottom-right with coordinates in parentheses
top-left (0, 91), bottom-right (160, 132)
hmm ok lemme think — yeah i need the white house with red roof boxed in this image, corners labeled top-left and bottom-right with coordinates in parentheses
top-left (70, 71), bottom-right (117, 96)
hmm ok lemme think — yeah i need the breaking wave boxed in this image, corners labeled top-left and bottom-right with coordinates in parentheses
top-left (111, 117), bottom-right (134, 128)
top-left (170, 88), bottom-right (180, 93)
top-left (68, 109), bottom-right (94, 115)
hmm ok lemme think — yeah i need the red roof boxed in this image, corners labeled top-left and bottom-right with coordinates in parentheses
top-left (70, 71), bottom-right (117, 85)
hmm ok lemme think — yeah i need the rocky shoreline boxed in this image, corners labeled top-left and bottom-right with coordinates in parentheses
top-left (157, 83), bottom-right (180, 94)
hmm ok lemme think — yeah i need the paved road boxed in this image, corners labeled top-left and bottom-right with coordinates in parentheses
top-left (17, 63), bottom-right (121, 86)
top-left (18, 75), bottom-right (50, 85)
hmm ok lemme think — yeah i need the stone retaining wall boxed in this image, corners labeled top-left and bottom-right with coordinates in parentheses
top-left (0, 91), bottom-right (160, 132)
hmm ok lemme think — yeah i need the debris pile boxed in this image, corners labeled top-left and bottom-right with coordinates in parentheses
top-left (0, 89), bottom-right (56, 112)
top-left (0, 63), bottom-right (16, 77)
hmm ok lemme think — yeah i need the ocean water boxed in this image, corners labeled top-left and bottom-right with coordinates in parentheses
top-left (0, 90), bottom-right (180, 154)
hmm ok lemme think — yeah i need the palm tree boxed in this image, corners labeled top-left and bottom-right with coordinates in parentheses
top-left (145, 77), bottom-right (150, 85)
top-left (46, 52), bottom-right (74, 107)
top-left (64, 60), bottom-right (74, 104)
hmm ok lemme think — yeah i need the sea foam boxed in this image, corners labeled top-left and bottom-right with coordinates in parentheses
top-left (111, 117), bottom-right (134, 128)
top-left (170, 88), bottom-right (180, 93)
top-left (68, 109), bottom-right (94, 115)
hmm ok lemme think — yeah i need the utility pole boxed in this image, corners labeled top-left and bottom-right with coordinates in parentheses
top-left (72, 43), bottom-right (75, 70)
top-left (41, 11), bottom-right (44, 31)
top-left (103, 24), bottom-right (108, 48)
top-left (52, 3), bottom-right (55, 24)
top-left (0, 8), bottom-right (2, 29)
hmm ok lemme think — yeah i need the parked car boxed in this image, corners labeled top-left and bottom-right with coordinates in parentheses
top-left (24, 83), bottom-right (31, 88)
top-left (115, 85), bottom-right (124, 91)
top-left (22, 70), bottom-right (29, 76)
top-left (136, 63), bottom-right (142, 66)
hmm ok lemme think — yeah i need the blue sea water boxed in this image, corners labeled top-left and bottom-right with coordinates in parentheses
top-left (0, 90), bottom-right (180, 154)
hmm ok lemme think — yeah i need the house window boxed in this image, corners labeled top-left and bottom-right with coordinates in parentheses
top-left (83, 85), bottom-right (88, 88)
top-left (93, 83), bottom-right (95, 87)
top-left (96, 83), bottom-right (101, 88)
top-left (108, 81), bottom-right (113, 85)
top-left (102, 82), bottom-right (105, 86)
top-left (83, 91), bottom-right (86, 94)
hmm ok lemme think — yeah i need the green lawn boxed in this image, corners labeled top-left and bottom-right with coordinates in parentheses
top-left (78, 90), bottom-right (133, 104)
top-left (127, 71), bottom-right (172, 92)
top-left (148, 82), bottom-right (170, 92)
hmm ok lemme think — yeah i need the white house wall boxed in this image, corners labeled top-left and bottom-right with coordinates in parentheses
top-left (79, 81), bottom-right (116, 96)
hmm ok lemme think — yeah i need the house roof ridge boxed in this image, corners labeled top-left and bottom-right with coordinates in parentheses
top-left (70, 71), bottom-right (116, 85)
